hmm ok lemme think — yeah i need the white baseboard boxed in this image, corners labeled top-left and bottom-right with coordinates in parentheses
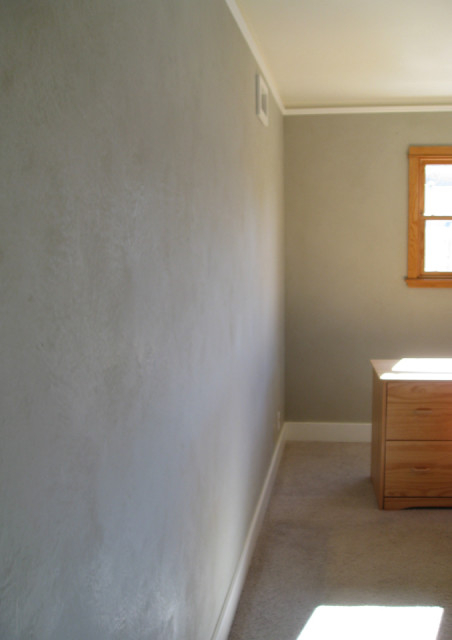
top-left (211, 420), bottom-right (370, 639)
top-left (285, 421), bottom-right (371, 442)
top-left (211, 426), bottom-right (287, 640)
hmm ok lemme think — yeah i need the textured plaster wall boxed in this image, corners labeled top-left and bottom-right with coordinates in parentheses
top-left (0, 2), bottom-right (284, 638)
top-left (285, 112), bottom-right (452, 423)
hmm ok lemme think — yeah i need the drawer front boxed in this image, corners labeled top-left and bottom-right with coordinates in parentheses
top-left (385, 441), bottom-right (452, 497)
top-left (388, 381), bottom-right (452, 402)
top-left (387, 381), bottom-right (452, 440)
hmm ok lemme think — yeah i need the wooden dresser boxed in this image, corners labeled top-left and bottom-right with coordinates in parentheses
top-left (371, 359), bottom-right (452, 510)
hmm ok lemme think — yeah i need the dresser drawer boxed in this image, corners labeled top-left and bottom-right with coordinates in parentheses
top-left (385, 441), bottom-right (452, 497)
top-left (386, 404), bottom-right (452, 440)
top-left (388, 381), bottom-right (452, 402)
top-left (386, 381), bottom-right (452, 440)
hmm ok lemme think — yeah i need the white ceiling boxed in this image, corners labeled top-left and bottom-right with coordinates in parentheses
top-left (230, 0), bottom-right (452, 112)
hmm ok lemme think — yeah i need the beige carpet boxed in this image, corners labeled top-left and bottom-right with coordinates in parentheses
top-left (228, 442), bottom-right (452, 640)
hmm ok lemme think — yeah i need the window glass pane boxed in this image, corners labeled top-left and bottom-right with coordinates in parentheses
top-left (424, 220), bottom-right (452, 272)
top-left (424, 164), bottom-right (452, 216)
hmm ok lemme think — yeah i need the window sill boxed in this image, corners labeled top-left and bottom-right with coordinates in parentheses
top-left (405, 277), bottom-right (452, 288)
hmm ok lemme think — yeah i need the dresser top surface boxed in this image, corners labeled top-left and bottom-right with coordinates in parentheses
top-left (372, 358), bottom-right (452, 381)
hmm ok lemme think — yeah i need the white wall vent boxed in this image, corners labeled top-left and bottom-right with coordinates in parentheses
top-left (256, 73), bottom-right (269, 126)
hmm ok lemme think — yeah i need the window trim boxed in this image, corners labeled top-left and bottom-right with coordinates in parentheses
top-left (406, 145), bottom-right (452, 288)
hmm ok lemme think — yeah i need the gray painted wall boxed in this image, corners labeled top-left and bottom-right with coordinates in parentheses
top-left (0, 2), bottom-right (284, 638)
top-left (285, 112), bottom-right (452, 423)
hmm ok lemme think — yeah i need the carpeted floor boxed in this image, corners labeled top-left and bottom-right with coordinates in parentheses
top-left (228, 442), bottom-right (452, 640)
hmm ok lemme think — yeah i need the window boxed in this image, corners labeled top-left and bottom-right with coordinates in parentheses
top-left (406, 146), bottom-right (452, 287)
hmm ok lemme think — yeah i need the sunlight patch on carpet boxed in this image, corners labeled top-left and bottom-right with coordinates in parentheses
top-left (297, 605), bottom-right (444, 640)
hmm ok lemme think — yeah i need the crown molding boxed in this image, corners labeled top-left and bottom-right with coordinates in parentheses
top-left (224, 2), bottom-right (452, 118)
top-left (224, 0), bottom-right (284, 114)
top-left (284, 104), bottom-right (452, 116)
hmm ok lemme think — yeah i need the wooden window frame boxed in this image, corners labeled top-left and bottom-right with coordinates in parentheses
top-left (406, 145), bottom-right (452, 287)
